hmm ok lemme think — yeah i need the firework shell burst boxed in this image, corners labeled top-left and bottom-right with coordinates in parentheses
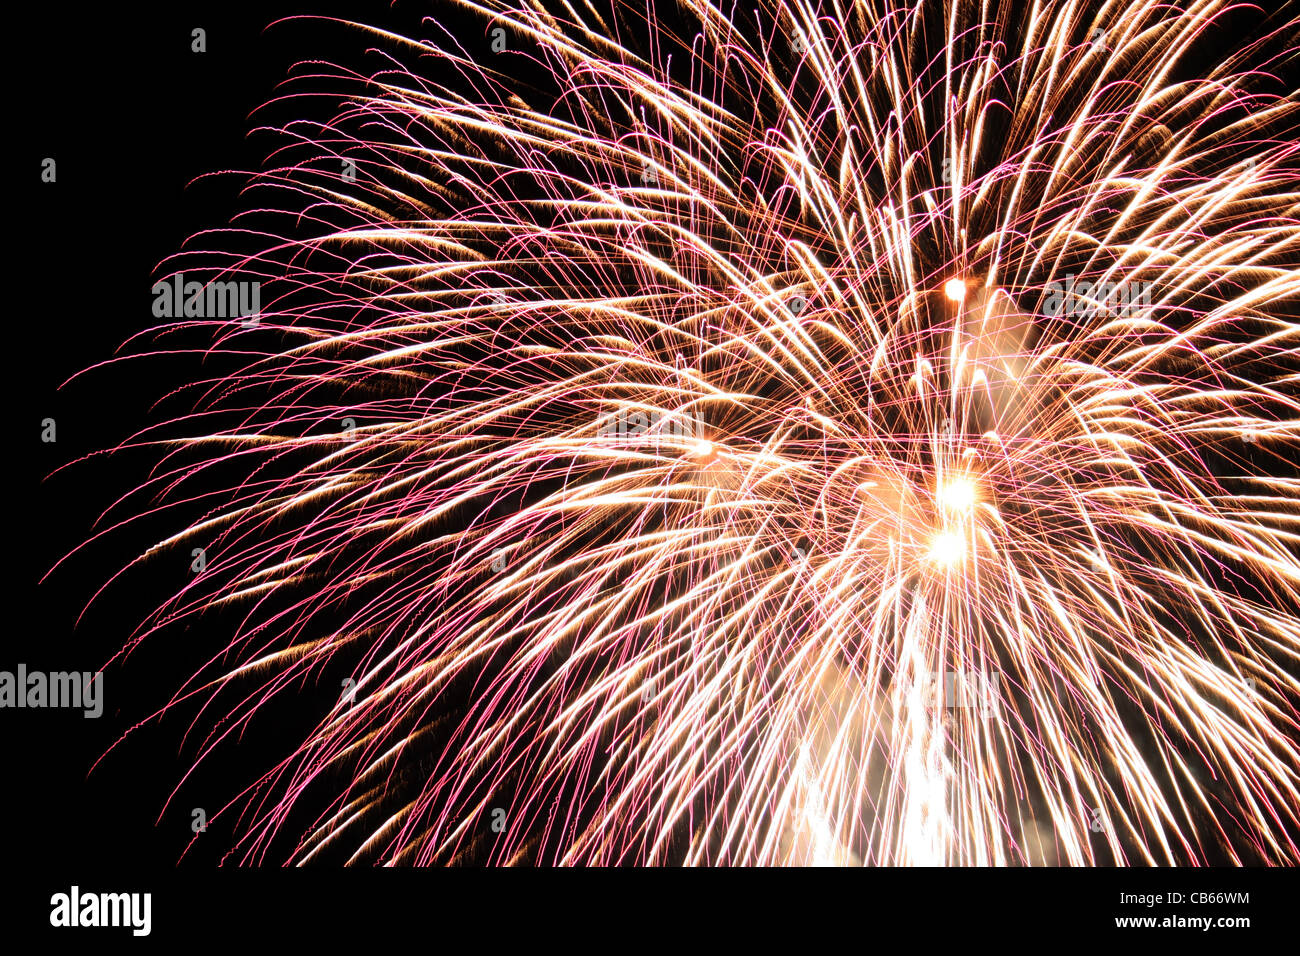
top-left (70, 0), bottom-right (1300, 865)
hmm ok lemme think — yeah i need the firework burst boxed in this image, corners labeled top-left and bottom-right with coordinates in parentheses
top-left (69, 0), bottom-right (1300, 865)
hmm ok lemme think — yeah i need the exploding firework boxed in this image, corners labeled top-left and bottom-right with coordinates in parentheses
top-left (69, 0), bottom-right (1300, 865)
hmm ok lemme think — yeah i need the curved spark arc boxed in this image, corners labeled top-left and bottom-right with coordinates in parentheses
top-left (70, 0), bottom-right (1300, 865)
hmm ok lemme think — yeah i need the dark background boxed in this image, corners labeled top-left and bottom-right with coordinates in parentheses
top-left (8, 0), bottom-right (1299, 940)
top-left (16, 0), bottom-right (420, 873)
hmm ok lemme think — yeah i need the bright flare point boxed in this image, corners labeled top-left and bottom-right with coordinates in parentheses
top-left (937, 477), bottom-right (978, 514)
top-left (928, 530), bottom-right (966, 566)
top-left (693, 439), bottom-right (720, 464)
